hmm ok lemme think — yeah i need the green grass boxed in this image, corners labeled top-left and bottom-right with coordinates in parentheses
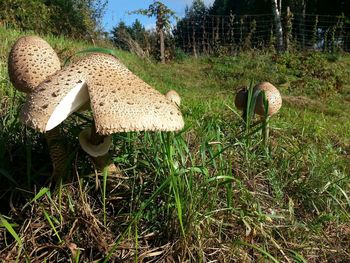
top-left (0, 26), bottom-right (349, 262)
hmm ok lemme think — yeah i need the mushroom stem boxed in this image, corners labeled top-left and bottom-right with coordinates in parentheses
top-left (45, 126), bottom-right (68, 182)
top-left (262, 116), bottom-right (270, 147)
top-left (242, 109), bottom-right (247, 123)
top-left (90, 123), bottom-right (105, 145)
top-left (89, 122), bottom-right (117, 173)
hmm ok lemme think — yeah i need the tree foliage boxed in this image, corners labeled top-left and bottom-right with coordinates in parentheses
top-left (111, 20), bottom-right (149, 51)
top-left (0, 0), bottom-right (107, 38)
top-left (130, 1), bottom-right (177, 63)
top-left (208, 0), bottom-right (350, 15)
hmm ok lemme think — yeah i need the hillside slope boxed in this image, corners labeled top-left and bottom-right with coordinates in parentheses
top-left (0, 27), bottom-right (349, 262)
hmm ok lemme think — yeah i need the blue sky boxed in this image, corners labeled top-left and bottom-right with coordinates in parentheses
top-left (102, 0), bottom-right (215, 32)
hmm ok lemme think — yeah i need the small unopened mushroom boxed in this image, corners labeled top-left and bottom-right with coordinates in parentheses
top-left (165, 90), bottom-right (181, 107)
top-left (234, 82), bottom-right (282, 145)
top-left (234, 86), bottom-right (249, 120)
top-left (20, 52), bottom-right (184, 172)
top-left (253, 82), bottom-right (282, 145)
top-left (8, 35), bottom-right (67, 182)
top-left (253, 82), bottom-right (282, 116)
top-left (234, 86), bottom-right (248, 111)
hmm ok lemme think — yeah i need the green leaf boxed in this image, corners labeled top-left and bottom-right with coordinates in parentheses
top-left (0, 215), bottom-right (22, 246)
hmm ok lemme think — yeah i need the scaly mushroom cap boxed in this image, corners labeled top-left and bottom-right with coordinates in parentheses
top-left (8, 36), bottom-right (61, 93)
top-left (234, 86), bottom-right (248, 110)
top-left (165, 90), bottom-right (181, 107)
top-left (253, 82), bottom-right (282, 116)
top-left (87, 54), bottom-right (184, 134)
top-left (21, 53), bottom-right (184, 134)
top-left (20, 61), bottom-right (89, 132)
top-left (79, 127), bottom-right (112, 157)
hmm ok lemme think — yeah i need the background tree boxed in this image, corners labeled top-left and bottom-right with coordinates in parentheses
top-left (174, 0), bottom-right (209, 55)
top-left (111, 20), bottom-right (150, 51)
top-left (111, 21), bottom-right (132, 50)
top-left (0, 0), bottom-right (108, 39)
top-left (131, 1), bottom-right (176, 63)
top-left (271, 0), bottom-right (284, 52)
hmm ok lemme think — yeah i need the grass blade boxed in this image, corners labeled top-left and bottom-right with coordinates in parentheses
top-left (0, 215), bottom-right (22, 246)
top-left (42, 209), bottom-right (62, 243)
top-left (235, 240), bottom-right (280, 263)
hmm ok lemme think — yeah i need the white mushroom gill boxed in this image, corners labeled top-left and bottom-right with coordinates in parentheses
top-left (45, 80), bottom-right (89, 131)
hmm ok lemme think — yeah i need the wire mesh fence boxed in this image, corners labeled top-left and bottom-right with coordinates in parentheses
top-left (173, 12), bottom-right (350, 55)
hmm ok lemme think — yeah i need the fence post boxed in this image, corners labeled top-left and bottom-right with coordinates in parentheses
top-left (229, 11), bottom-right (235, 53)
top-left (301, 0), bottom-right (306, 49)
top-left (284, 6), bottom-right (293, 52)
top-left (239, 17), bottom-right (244, 49)
top-left (311, 15), bottom-right (318, 49)
top-left (244, 19), bottom-right (256, 50)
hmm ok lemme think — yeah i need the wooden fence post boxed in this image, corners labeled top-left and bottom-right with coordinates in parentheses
top-left (229, 11), bottom-right (235, 53)
top-left (284, 6), bottom-right (293, 52)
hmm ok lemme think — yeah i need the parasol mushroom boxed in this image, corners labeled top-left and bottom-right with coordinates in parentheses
top-left (253, 82), bottom-right (282, 117)
top-left (234, 82), bottom-right (282, 145)
top-left (253, 82), bottom-right (282, 145)
top-left (20, 52), bottom-right (184, 172)
top-left (8, 35), bottom-right (68, 181)
top-left (165, 90), bottom-right (181, 107)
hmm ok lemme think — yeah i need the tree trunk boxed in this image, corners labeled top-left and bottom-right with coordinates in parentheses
top-left (192, 21), bottom-right (197, 58)
top-left (285, 6), bottom-right (293, 52)
top-left (159, 28), bottom-right (165, 63)
top-left (301, 0), bottom-right (306, 49)
top-left (271, 0), bottom-right (284, 52)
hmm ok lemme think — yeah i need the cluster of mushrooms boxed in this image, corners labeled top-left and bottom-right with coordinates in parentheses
top-left (8, 35), bottom-right (282, 182)
top-left (8, 36), bottom-right (184, 180)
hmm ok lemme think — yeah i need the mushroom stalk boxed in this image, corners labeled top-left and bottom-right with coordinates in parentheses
top-left (262, 116), bottom-right (270, 147)
top-left (88, 122), bottom-right (116, 173)
top-left (90, 124), bottom-right (105, 145)
top-left (45, 126), bottom-right (68, 182)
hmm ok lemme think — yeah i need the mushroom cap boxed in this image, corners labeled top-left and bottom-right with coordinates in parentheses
top-left (20, 62), bottom-right (89, 132)
top-left (165, 90), bottom-right (181, 107)
top-left (8, 35), bottom-right (61, 93)
top-left (21, 53), bottom-right (184, 134)
top-left (86, 54), bottom-right (184, 135)
top-left (234, 86), bottom-right (248, 110)
top-left (253, 82), bottom-right (282, 116)
top-left (79, 127), bottom-right (112, 157)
